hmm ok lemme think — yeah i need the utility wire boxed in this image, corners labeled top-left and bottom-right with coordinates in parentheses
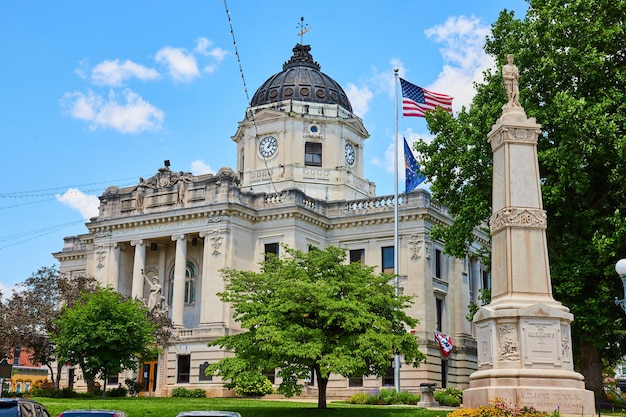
top-left (223, 0), bottom-right (278, 194)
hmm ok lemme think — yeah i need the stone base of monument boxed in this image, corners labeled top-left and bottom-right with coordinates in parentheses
top-left (463, 303), bottom-right (595, 415)
top-left (464, 373), bottom-right (595, 415)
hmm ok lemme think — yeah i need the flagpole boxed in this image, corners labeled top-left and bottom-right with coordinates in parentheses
top-left (393, 67), bottom-right (401, 392)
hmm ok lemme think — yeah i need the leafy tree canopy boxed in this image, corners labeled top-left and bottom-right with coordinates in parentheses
top-left (53, 286), bottom-right (158, 397)
top-left (207, 245), bottom-right (426, 409)
top-left (413, 0), bottom-right (626, 398)
top-left (4, 266), bottom-right (98, 387)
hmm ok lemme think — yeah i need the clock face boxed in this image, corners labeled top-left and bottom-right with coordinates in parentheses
top-left (259, 136), bottom-right (278, 158)
top-left (345, 143), bottom-right (356, 166)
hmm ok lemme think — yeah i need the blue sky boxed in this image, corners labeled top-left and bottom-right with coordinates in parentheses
top-left (0, 0), bottom-right (529, 294)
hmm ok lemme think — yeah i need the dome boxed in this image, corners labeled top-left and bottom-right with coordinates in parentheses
top-left (250, 44), bottom-right (352, 112)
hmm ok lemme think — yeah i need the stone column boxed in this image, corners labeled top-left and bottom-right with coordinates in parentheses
top-left (106, 243), bottom-right (121, 290)
top-left (171, 234), bottom-right (187, 328)
top-left (198, 230), bottom-right (227, 327)
top-left (130, 240), bottom-right (146, 298)
top-left (463, 55), bottom-right (594, 415)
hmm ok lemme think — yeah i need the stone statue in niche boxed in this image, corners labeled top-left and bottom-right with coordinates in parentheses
top-left (143, 269), bottom-right (162, 312)
top-left (502, 54), bottom-right (521, 108)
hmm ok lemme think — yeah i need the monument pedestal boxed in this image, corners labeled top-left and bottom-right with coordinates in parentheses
top-left (463, 80), bottom-right (595, 415)
top-left (463, 303), bottom-right (595, 415)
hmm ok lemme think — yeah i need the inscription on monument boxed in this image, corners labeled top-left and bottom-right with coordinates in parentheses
top-left (522, 319), bottom-right (561, 365)
top-left (518, 390), bottom-right (584, 411)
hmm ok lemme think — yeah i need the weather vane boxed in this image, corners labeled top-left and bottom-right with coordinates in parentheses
top-left (297, 17), bottom-right (311, 44)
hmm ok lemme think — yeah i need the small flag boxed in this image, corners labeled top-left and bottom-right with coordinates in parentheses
top-left (404, 137), bottom-right (426, 193)
top-left (434, 331), bottom-right (454, 356)
top-left (400, 78), bottom-right (453, 117)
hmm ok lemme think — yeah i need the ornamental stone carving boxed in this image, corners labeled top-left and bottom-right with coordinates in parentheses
top-left (489, 207), bottom-right (547, 234)
top-left (498, 323), bottom-right (520, 361)
top-left (408, 234), bottom-right (422, 261)
top-left (95, 247), bottom-right (106, 268)
top-left (489, 126), bottom-right (541, 150)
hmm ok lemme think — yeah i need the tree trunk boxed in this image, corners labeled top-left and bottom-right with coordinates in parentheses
top-left (579, 339), bottom-right (603, 402)
top-left (315, 367), bottom-right (328, 409)
top-left (54, 363), bottom-right (62, 389)
top-left (46, 363), bottom-right (55, 389)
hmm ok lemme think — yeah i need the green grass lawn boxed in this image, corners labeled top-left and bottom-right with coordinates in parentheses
top-left (36, 397), bottom-right (451, 417)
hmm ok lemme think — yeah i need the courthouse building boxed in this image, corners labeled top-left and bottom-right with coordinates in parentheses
top-left (54, 43), bottom-right (489, 397)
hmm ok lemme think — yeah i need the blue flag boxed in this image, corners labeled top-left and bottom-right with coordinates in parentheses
top-left (404, 137), bottom-right (426, 193)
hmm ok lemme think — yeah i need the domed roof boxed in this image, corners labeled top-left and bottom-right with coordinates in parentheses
top-left (250, 44), bottom-right (352, 112)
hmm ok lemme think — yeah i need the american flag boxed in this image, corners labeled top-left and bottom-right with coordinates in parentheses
top-left (400, 78), bottom-right (453, 117)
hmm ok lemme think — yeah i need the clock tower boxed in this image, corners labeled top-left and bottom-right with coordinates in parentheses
top-left (232, 44), bottom-right (375, 201)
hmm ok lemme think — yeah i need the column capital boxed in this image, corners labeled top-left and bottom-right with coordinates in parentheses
top-left (171, 234), bottom-right (186, 242)
top-left (130, 239), bottom-right (146, 247)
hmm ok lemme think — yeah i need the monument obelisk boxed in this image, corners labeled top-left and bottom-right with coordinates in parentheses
top-left (462, 54), bottom-right (595, 415)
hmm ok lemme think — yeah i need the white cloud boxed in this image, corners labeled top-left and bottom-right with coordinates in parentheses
top-left (345, 83), bottom-right (373, 117)
top-left (195, 37), bottom-right (228, 62)
top-left (190, 160), bottom-right (215, 175)
top-left (56, 188), bottom-right (100, 220)
top-left (91, 59), bottom-right (160, 86)
top-left (155, 46), bottom-right (201, 83)
top-left (424, 15), bottom-right (495, 110)
top-left (60, 88), bottom-right (164, 133)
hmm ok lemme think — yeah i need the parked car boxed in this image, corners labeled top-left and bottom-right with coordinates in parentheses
top-left (176, 411), bottom-right (241, 417)
top-left (57, 411), bottom-right (127, 417)
top-left (0, 398), bottom-right (50, 417)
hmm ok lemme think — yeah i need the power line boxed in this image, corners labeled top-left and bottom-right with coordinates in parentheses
top-left (0, 176), bottom-right (141, 199)
top-left (0, 219), bottom-right (85, 250)
top-left (222, 0), bottom-right (278, 194)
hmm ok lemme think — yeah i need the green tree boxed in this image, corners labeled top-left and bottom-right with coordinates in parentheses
top-left (6, 266), bottom-right (98, 388)
top-left (53, 286), bottom-right (158, 398)
top-left (207, 245), bottom-right (426, 409)
top-left (413, 0), bottom-right (626, 399)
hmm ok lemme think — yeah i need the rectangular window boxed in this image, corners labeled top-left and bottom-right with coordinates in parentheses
top-left (348, 376), bottom-right (363, 387)
top-left (436, 298), bottom-right (443, 332)
top-left (263, 368), bottom-right (276, 384)
top-left (107, 374), bottom-right (119, 385)
top-left (382, 246), bottom-right (394, 274)
top-left (382, 360), bottom-right (394, 386)
top-left (264, 242), bottom-right (279, 262)
top-left (177, 354), bottom-right (191, 383)
top-left (435, 249), bottom-right (442, 278)
top-left (184, 280), bottom-right (196, 303)
top-left (305, 142), bottom-right (322, 166)
top-left (349, 249), bottom-right (364, 264)
top-left (481, 269), bottom-right (490, 289)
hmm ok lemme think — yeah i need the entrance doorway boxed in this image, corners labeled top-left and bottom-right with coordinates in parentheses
top-left (139, 360), bottom-right (158, 393)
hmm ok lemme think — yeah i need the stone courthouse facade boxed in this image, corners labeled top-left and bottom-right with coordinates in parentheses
top-left (54, 44), bottom-right (489, 397)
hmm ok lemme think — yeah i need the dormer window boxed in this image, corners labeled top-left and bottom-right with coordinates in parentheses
top-left (305, 142), bottom-right (322, 166)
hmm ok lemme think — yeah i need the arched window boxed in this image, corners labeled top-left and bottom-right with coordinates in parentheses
top-left (168, 261), bottom-right (197, 305)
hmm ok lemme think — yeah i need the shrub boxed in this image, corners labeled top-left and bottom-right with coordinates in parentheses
top-left (106, 386), bottom-right (128, 397)
top-left (350, 389), bottom-right (419, 405)
top-left (447, 397), bottom-right (560, 417)
top-left (124, 378), bottom-right (141, 396)
top-left (30, 387), bottom-right (78, 398)
top-left (435, 387), bottom-right (463, 407)
top-left (348, 392), bottom-right (369, 404)
top-left (234, 377), bottom-right (273, 397)
top-left (395, 389), bottom-right (420, 405)
top-left (171, 387), bottom-right (206, 398)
